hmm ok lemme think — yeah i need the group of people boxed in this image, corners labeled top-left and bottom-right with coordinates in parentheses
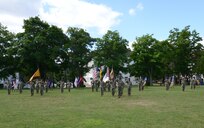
top-left (164, 75), bottom-right (200, 91)
top-left (91, 74), bottom-right (134, 98)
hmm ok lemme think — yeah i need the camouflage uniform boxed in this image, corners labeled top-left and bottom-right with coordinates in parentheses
top-left (138, 79), bottom-right (143, 91)
top-left (107, 81), bottom-right (111, 92)
top-left (60, 81), bottom-right (64, 93)
top-left (7, 81), bottom-right (12, 95)
top-left (118, 75), bottom-right (124, 98)
top-left (40, 81), bottom-right (44, 96)
top-left (110, 79), bottom-right (116, 96)
top-left (19, 82), bottom-right (23, 94)
top-left (91, 80), bottom-right (94, 92)
top-left (181, 76), bottom-right (186, 91)
top-left (95, 80), bottom-right (100, 92)
top-left (30, 81), bottom-right (35, 96)
top-left (67, 81), bottom-right (71, 92)
top-left (100, 80), bottom-right (104, 96)
top-left (165, 78), bottom-right (170, 91)
top-left (36, 82), bottom-right (40, 94)
top-left (127, 78), bottom-right (132, 96)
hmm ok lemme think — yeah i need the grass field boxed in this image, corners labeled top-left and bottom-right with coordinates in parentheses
top-left (0, 86), bottom-right (204, 128)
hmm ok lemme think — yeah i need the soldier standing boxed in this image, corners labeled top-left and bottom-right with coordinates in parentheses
top-left (67, 81), bottom-right (71, 92)
top-left (60, 80), bottom-right (64, 93)
top-left (19, 81), bottom-right (23, 94)
top-left (181, 76), bottom-right (186, 91)
top-left (6, 81), bottom-right (11, 95)
top-left (127, 78), bottom-right (132, 96)
top-left (100, 80), bottom-right (104, 96)
top-left (91, 79), bottom-right (94, 92)
top-left (36, 81), bottom-right (40, 94)
top-left (110, 79), bottom-right (116, 96)
top-left (45, 80), bottom-right (48, 93)
top-left (165, 77), bottom-right (170, 91)
top-left (118, 74), bottom-right (124, 98)
top-left (95, 80), bottom-right (99, 92)
top-left (30, 81), bottom-right (35, 96)
top-left (40, 80), bottom-right (44, 96)
top-left (138, 78), bottom-right (143, 91)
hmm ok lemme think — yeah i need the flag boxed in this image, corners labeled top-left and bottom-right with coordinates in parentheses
top-left (93, 67), bottom-right (98, 81)
top-left (103, 67), bottom-right (110, 82)
top-left (110, 67), bottom-right (114, 80)
top-left (29, 68), bottom-right (40, 81)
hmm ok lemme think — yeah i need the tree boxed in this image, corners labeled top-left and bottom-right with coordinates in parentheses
top-left (130, 34), bottom-right (160, 85)
top-left (15, 16), bottom-right (68, 80)
top-left (168, 26), bottom-right (203, 76)
top-left (94, 30), bottom-right (129, 75)
top-left (65, 27), bottom-right (94, 85)
top-left (0, 23), bottom-right (15, 78)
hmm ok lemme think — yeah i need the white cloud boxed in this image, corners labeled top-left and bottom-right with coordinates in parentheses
top-left (200, 37), bottom-right (204, 46)
top-left (128, 9), bottom-right (136, 16)
top-left (128, 2), bottom-right (144, 16)
top-left (0, 0), bottom-right (122, 35)
top-left (136, 3), bottom-right (144, 10)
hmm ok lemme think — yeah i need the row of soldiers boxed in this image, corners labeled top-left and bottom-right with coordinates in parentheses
top-left (91, 74), bottom-right (135, 98)
top-left (5, 81), bottom-right (23, 95)
top-left (165, 76), bottom-right (199, 91)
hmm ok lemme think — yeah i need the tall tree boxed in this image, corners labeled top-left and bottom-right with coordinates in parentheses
top-left (168, 26), bottom-right (203, 75)
top-left (15, 16), bottom-right (68, 80)
top-left (130, 34), bottom-right (159, 85)
top-left (94, 30), bottom-right (129, 75)
top-left (65, 27), bottom-right (94, 84)
top-left (0, 23), bottom-right (15, 78)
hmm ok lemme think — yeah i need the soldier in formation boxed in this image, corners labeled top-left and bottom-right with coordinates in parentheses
top-left (40, 80), bottom-right (44, 96)
top-left (100, 80), bottom-right (104, 96)
top-left (60, 80), bottom-right (64, 93)
top-left (30, 81), bottom-right (35, 96)
top-left (19, 81), bottom-right (23, 94)
top-left (117, 74), bottom-right (124, 98)
top-left (67, 81), bottom-right (72, 92)
top-left (181, 76), bottom-right (187, 91)
top-left (190, 77), bottom-right (196, 90)
top-left (165, 77), bottom-right (170, 91)
top-left (126, 78), bottom-right (132, 96)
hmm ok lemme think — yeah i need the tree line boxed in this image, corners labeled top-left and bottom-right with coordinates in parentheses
top-left (0, 16), bottom-right (203, 85)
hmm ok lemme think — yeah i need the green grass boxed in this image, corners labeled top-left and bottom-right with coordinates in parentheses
top-left (0, 86), bottom-right (204, 128)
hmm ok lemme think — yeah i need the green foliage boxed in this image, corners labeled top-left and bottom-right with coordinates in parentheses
top-left (15, 16), bottom-right (68, 80)
top-left (168, 26), bottom-right (203, 75)
top-left (0, 23), bottom-right (15, 78)
top-left (130, 34), bottom-right (159, 85)
top-left (94, 30), bottom-right (129, 75)
top-left (65, 27), bottom-right (94, 82)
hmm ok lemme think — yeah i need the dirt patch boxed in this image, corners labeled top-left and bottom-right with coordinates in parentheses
top-left (124, 100), bottom-right (157, 108)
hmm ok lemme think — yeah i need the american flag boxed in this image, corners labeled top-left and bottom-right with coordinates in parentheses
top-left (93, 67), bottom-right (98, 81)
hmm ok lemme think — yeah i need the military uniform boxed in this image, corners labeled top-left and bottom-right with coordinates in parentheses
top-left (165, 78), bottom-right (170, 91)
top-left (91, 80), bottom-right (94, 92)
top-left (30, 81), bottom-right (35, 96)
top-left (138, 79), bottom-right (143, 91)
top-left (100, 80), bottom-right (104, 96)
top-left (110, 79), bottom-right (115, 96)
top-left (118, 74), bottom-right (124, 98)
top-left (36, 82), bottom-right (39, 94)
top-left (7, 81), bottom-right (11, 95)
top-left (60, 81), bottom-right (64, 93)
top-left (107, 81), bottom-right (111, 92)
top-left (67, 81), bottom-right (71, 92)
top-left (95, 80), bottom-right (99, 92)
top-left (40, 81), bottom-right (44, 96)
top-left (181, 76), bottom-right (186, 91)
top-left (19, 82), bottom-right (23, 94)
top-left (127, 78), bottom-right (132, 96)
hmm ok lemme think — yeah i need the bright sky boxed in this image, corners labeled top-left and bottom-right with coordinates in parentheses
top-left (0, 0), bottom-right (204, 47)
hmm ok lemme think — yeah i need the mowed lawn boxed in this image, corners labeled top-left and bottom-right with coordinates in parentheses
top-left (0, 86), bottom-right (204, 128)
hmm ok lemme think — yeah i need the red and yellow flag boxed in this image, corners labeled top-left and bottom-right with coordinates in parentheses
top-left (29, 68), bottom-right (40, 81)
